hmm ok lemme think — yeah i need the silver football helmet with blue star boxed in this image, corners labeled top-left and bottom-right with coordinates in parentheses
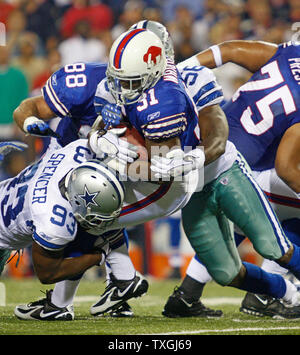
top-left (65, 160), bottom-right (125, 229)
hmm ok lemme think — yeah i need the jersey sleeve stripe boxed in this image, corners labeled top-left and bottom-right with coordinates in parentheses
top-left (196, 90), bottom-right (224, 109)
top-left (141, 112), bottom-right (186, 127)
top-left (33, 232), bottom-right (65, 251)
top-left (144, 125), bottom-right (186, 139)
top-left (44, 79), bottom-right (69, 117)
top-left (192, 81), bottom-right (218, 103)
top-left (145, 116), bottom-right (187, 130)
top-left (48, 79), bottom-right (69, 114)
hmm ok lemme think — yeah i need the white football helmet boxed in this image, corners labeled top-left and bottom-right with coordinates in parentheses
top-left (130, 20), bottom-right (175, 60)
top-left (64, 160), bottom-right (125, 229)
top-left (106, 28), bottom-right (166, 105)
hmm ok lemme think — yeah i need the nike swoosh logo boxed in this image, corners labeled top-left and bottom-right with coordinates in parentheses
top-left (39, 310), bottom-right (61, 318)
top-left (180, 298), bottom-right (193, 308)
top-left (254, 295), bottom-right (269, 305)
top-left (117, 283), bottom-right (133, 298)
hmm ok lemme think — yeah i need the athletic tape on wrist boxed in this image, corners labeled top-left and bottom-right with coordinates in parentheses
top-left (210, 45), bottom-right (223, 67)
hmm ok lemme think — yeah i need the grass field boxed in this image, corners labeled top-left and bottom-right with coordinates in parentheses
top-left (1, 276), bottom-right (300, 338)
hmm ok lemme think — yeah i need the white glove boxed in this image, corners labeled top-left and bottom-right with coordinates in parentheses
top-left (150, 147), bottom-right (205, 179)
top-left (89, 130), bottom-right (138, 164)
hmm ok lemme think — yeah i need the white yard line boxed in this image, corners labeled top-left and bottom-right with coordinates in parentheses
top-left (149, 326), bottom-right (300, 335)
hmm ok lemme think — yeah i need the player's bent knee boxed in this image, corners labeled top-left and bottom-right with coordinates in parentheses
top-left (210, 268), bottom-right (240, 286)
top-left (253, 239), bottom-right (283, 261)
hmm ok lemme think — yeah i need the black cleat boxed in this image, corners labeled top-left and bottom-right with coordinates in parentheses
top-left (162, 287), bottom-right (223, 318)
top-left (14, 290), bottom-right (74, 321)
top-left (90, 272), bottom-right (148, 316)
top-left (110, 302), bottom-right (134, 317)
top-left (240, 292), bottom-right (300, 319)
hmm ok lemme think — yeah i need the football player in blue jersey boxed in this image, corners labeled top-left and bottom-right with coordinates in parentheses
top-left (96, 27), bottom-right (300, 319)
top-left (13, 25), bottom-right (300, 321)
top-left (161, 39), bottom-right (300, 318)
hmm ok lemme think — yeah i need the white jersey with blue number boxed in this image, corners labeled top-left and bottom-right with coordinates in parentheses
top-left (0, 139), bottom-right (195, 251)
top-left (178, 63), bottom-right (238, 183)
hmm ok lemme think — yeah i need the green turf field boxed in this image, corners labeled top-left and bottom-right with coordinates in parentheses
top-left (1, 276), bottom-right (300, 336)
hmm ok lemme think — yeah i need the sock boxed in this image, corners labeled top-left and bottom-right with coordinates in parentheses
top-left (186, 256), bottom-right (212, 284)
top-left (51, 279), bottom-right (81, 308)
top-left (180, 275), bottom-right (205, 302)
top-left (261, 258), bottom-right (288, 276)
top-left (105, 243), bottom-right (136, 280)
top-left (240, 262), bottom-right (286, 299)
top-left (282, 278), bottom-right (298, 305)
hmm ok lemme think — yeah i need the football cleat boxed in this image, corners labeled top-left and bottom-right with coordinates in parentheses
top-left (14, 290), bottom-right (74, 321)
top-left (90, 272), bottom-right (148, 316)
top-left (162, 287), bottom-right (223, 318)
top-left (240, 292), bottom-right (300, 319)
top-left (110, 302), bottom-right (134, 317)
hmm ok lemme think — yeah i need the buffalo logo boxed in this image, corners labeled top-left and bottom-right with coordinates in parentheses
top-left (143, 46), bottom-right (162, 65)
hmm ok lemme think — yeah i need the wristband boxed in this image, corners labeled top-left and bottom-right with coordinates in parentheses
top-left (210, 45), bottom-right (223, 67)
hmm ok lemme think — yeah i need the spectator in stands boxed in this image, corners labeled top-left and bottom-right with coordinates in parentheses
top-left (31, 49), bottom-right (62, 95)
top-left (111, 0), bottom-right (144, 40)
top-left (60, 0), bottom-right (113, 39)
top-left (0, 0), bottom-right (16, 26)
top-left (289, 0), bottom-right (300, 22)
top-left (0, 46), bottom-right (29, 140)
top-left (19, 0), bottom-right (62, 47)
top-left (58, 19), bottom-right (107, 66)
top-left (161, 0), bottom-right (204, 23)
top-left (10, 31), bottom-right (47, 90)
top-left (5, 9), bottom-right (27, 54)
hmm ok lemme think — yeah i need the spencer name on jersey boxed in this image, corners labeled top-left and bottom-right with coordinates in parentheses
top-left (223, 42), bottom-right (300, 171)
top-left (0, 140), bottom-right (97, 251)
top-left (123, 58), bottom-right (200, 150)
top-left (42, 62), bottom-right (107, 147)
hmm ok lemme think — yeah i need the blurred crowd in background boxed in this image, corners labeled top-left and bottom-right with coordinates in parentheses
top-left (0, 0), bottom-right (295, 278)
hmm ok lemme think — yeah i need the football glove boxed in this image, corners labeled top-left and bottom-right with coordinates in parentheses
top-left (150, 147), bottom-right (205, 179)
top-left (0, 141), bottom-right (28, 162)
top-left (101, 103), bottom-right (122, 129)
top-left (23, 116), bottom-right (60, 138)
top-left (89, 130), bottom-right (138, 164)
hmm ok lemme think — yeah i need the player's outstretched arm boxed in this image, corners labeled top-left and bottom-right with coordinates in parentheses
top-left (275, 123), bottom-right (300, 194)
top-left (181, 40), bottom-right (278, 73)
top-left (31, 241), bottom-right (104, 284)
top-left (198, 104), bottom-right (228, 165)
top-left (13, 95), bottom-right (57, 136)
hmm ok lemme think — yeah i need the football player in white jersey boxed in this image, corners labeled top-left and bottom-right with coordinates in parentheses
top-left (14, 25), bottom-right (300, 321)
top-left (145, 23), bottom-right (300, 318)
top-left (1, 135), bottom-right (200, 320)
top-left (96, 23), bottom-right (300, 320)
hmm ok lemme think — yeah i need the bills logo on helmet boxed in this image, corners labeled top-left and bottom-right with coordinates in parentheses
top-left (143, 46), bottom-right (162, 65)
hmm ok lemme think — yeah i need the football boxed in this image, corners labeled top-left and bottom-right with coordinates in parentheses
top-left (120, 125), bottom-right (148, 161)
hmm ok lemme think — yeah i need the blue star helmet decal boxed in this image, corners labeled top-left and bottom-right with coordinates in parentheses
top-left (78, 185), bottom-right (100, 208)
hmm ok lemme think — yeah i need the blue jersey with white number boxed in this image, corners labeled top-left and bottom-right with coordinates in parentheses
top-left (42, 62), bottom-right (107, 147)
top-left (224, 42), bottom-right (300, 171)
top-left (123, 59), bottom-right (200, 149)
